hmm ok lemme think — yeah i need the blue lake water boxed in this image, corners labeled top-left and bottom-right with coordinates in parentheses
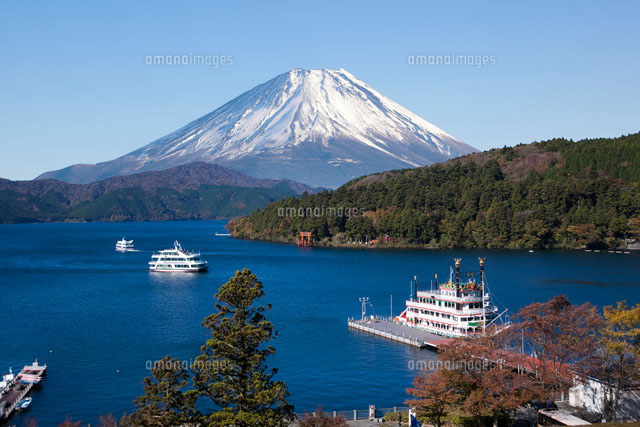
top-left (1, 220), bottom-right (639, 425)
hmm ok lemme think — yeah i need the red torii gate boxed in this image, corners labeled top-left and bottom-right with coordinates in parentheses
top-left (297, 232), bottom-right (312, 247)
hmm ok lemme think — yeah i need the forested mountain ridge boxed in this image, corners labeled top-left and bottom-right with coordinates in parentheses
top-left (0, 162), bottom-right (315, 223)
top-left (230, 132), bottom-right (640, 249)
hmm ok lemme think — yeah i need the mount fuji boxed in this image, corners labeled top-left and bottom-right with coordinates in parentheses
top-left (37, 68), bottom-right (476, 188)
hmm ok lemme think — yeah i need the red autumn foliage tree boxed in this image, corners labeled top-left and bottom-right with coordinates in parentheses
top-left (98, 413), bottom-right (118, 427)
top-left (58, 417), bottom-right (83, 427)
top-left (511, 295), bottom-right (603, 395)
top-left (406, 370), bottom-right (459, 427)
top-left (437, 334), bottom-right (543, 427)
top-left (567, 223), bottom-right (601, 247)
top-left (405, 295), bottom-right (626, 426)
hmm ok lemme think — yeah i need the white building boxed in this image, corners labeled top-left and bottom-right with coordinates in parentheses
top-left (569, 377), bottom-right (640, 421)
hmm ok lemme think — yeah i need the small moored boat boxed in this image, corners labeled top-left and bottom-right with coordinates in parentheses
top-left (16, 397), bottom-right (32, 411)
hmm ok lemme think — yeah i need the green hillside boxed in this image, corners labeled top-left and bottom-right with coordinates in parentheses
top-left (0, 183), bottom-right (299, 223)
top-left (231, 133), bottom-right (640, 249)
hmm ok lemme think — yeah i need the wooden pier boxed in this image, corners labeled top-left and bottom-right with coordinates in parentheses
top-left (347, 317), bottom-right (453, 349)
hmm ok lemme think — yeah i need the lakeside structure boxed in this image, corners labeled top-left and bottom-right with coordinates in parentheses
top-left (569, 376), bottom-right (640, 421)
top-left (0, 360), bottom-right (46, 421)
top-left (347, 316), bottom-right (452, 349)
top-left (349, 258), bottom-right (508, 349)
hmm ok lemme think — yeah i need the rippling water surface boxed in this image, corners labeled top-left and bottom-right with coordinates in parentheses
top-left (1, 220), bottom-right (638, 425)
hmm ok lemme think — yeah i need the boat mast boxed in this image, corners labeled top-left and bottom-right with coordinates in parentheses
top-left (454, 258), bottom-right (461, 298)
top-left (479, 257), bottom-right (486, 335)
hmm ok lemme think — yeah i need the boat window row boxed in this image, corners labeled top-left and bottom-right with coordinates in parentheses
top-left (153, 260), bottom-right (205, 265)
top-left (417, 297), bottom-right (446, 306)
top-left (412, 318), bottom-right (479, 335)
top-left (409, 308), bottom-right (485, 323)
top-left (411, 307), bottom-right (454, 320)
top-left (156, 264), bottom-right (194, 268)
top-left (416, 297), bottom-right (463, 310)
top-left (418, 297), bottom-right (482, 310)
top-left (417, 297), bottom-right (484, 310)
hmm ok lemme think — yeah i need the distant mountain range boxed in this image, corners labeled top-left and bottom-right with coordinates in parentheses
top-left (37, 68), bottom-right (476, 188)
top-left (0, 162), bottom-right (316, 223)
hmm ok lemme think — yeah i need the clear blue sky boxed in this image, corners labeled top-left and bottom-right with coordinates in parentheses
top-left (1, 0), bottom-right (639, 180)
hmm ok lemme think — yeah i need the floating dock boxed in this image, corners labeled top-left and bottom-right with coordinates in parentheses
top-left (0, 360), bottom-right (46, 421)
top-left (347, 317), bottom-right (453, 349)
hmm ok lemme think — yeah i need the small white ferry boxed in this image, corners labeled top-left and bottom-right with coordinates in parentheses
top-left (148, 241), bottom-right (208, 273)
top-left (115, 237), bottom-right (134, 252)
top-left (397, 258), bottom-right (508, 338)
top-left (0, 369), bottom-right (15, 396)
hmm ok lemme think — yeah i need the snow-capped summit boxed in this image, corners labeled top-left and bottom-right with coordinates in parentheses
top-left (38, 68), bottom-right (476, 187)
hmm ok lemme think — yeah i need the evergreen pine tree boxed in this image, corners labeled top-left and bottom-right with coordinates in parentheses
top-left (193, 268), bottom-right (294, 426)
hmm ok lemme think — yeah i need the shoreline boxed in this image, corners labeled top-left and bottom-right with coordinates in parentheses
top-left (230, 234), bottom-right (639, 252)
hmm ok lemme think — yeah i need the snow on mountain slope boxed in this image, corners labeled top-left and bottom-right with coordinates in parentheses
top-left (37, 68), bottom-right (476, 187)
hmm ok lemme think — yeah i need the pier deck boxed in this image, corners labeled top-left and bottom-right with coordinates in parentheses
top-left (348, 317), bottom-right (453, 349)
top-left (0, 382), bottom-right (33, 420)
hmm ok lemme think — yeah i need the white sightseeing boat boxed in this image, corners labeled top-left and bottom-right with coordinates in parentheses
top-left (0, 369), bottom-right (15, 396)
top-left (396, 258), bottom-right (508, 338)
top-left (115, 237), bottom-right (135, 252)
top-left (148, 241), bottom-right (208, 273)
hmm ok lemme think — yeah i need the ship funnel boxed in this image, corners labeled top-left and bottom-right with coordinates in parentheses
top-left (413, 275), bottom-right (418, 301)
top-left (454, 258), bottom-right (461, 298)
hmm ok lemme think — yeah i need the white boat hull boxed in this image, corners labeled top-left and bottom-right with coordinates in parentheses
top-left (149, 267), bottom-right (208, 273)
top-left (148, 241), bottom-right (208, 273)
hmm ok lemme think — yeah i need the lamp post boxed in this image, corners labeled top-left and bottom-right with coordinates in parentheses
top-left (359, 297), bottom-right (370, 320)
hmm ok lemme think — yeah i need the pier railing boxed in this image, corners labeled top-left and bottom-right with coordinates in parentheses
top-left (295, 406), bottom-right (410, 421)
